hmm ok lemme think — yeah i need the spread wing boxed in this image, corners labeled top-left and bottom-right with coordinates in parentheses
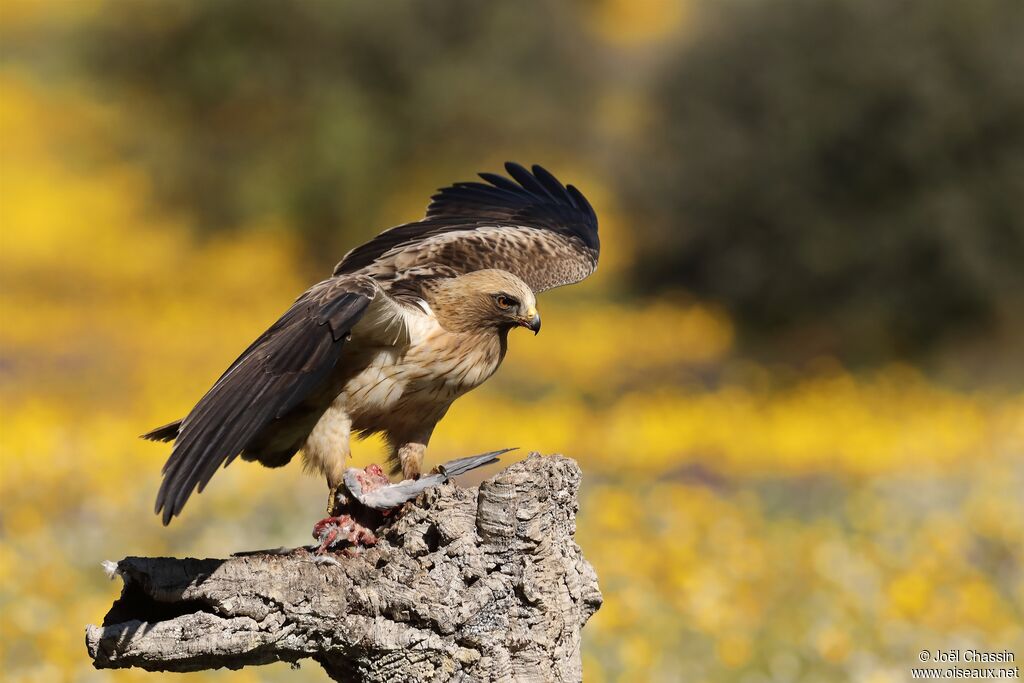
top-left (334, 162), bottom-right (599, 294)
top-left (149, 275), bottom-right (408, 525)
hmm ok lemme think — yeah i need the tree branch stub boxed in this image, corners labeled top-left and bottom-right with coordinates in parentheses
top-left (85, 453), bottom-right (602, 682)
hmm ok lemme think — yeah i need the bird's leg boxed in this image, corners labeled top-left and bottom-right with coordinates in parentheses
top-left (326, 483), bottom-right (342, 516)
top-left (396, 442), bottom-right (427, 480)
top-left (303, 403), bottom-right (352, 517)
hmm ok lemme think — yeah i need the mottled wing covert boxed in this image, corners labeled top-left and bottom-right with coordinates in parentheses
top-left (334, 162), bottom-right (599, 293)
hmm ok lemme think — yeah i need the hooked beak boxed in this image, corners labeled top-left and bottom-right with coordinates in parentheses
top-left (521, 307), bottom-right (541, 335)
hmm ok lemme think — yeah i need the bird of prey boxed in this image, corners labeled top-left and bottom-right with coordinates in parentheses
top-left (144, 162), bottom-right (599, 529)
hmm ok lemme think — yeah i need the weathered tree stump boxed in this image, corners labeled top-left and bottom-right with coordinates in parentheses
top-left (85, 454), bottom-right (602, 682)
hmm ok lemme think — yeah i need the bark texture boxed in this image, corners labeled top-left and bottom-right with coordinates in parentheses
top-left (85, 454), bottom-right (602, 682)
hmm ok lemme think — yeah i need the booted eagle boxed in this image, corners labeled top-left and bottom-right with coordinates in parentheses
top-left (145, 163), bottom-right (598, 525)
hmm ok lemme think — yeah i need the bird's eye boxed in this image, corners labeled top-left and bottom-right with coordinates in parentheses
top-left (495, 294), bottom-right (517, 310)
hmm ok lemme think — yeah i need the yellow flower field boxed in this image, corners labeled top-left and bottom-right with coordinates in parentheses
top-left (2, 70), bottom-right (1022, 683)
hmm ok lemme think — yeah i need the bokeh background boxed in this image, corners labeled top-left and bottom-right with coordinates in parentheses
top-left (2, 1), bottom-right (1023, 681)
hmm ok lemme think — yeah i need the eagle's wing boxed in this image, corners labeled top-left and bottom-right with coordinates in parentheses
top-left (151, 275), bottom-right (408, 525)
top-left (334, 162), bottom-right (599, 293)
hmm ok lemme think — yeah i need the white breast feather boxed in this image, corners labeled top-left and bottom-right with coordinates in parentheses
top-left (342, 296), bottom-right (502, 420)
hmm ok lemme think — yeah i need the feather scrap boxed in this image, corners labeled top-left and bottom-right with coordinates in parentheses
top-left (344, 448), bottom-right (516, 510)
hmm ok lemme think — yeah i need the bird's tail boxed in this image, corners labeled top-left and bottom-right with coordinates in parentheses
top-left (141, 419), bottom-right (183, 443)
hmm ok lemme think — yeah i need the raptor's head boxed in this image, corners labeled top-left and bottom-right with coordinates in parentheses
top-left (427, 269), bottom-right (540, 335)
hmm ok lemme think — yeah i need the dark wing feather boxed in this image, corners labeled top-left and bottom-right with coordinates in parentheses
top-left (152, 276), bottom-right (376, 525)
top-left (334, 162), bottom-right (598, 293)
top-left (142, 419), bottom-right (182, 442)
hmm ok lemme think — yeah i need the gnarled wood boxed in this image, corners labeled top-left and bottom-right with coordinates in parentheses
top-left (86, 454), bottom-right (602, 682)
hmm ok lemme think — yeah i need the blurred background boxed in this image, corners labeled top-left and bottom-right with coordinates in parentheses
top-left (1, 0), bottom-right (1022, 681)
